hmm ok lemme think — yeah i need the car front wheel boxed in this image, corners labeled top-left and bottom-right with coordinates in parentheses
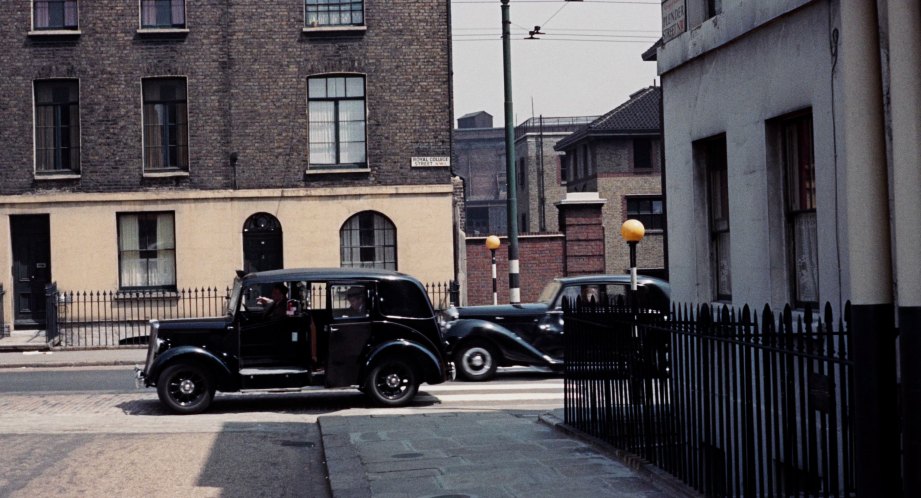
top-left (157, 362), bottom-right (215, 414)
top-left (365, 358), bottom-right (419, 407)
top-left (455, 342), bottom-right (498, 381)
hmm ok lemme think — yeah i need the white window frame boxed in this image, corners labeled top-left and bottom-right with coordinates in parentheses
top-left (117, 211), bottom-right (178, 290)
top-left (137, 0), bottom-right (189, 33)
top-left (303, 0), bottom-right (367, 33)
top-left (306, 74), bottom-right (368, 172)
top-left (30, 0), bottom-right (80, 35)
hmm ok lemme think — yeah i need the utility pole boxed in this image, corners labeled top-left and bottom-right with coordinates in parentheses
top-left (500, 0), bottom-right (520, 303)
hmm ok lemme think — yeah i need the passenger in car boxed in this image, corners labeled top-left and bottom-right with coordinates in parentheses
top-left (346, 286), bottom-right (367, 315)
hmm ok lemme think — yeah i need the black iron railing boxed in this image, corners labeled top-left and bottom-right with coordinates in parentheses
top-left (564, 298), bottom-right (854, 498)
top-left (46, 281), bottom-right (457, 349)
top-left (0, 283), bottom-right (6, 338)
top-left (424, 281), bottom-right (458, 311)
top-left (50, 287), bottom-right (230, 348)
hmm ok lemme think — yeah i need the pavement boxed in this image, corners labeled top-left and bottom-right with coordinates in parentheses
top-left (0, 342), bottom-right (696, 498)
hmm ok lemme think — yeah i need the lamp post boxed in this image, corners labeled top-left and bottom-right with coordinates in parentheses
top-left (499, 0), bottom-right (581, 303)
top-left (500, 0), bottom-right (521, 304)
top-left (621, 219), bottom-right (646, 291)
top-left (486, 235), bottom-right (501, 305)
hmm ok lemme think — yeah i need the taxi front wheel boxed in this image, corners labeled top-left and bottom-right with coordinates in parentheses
top-left (157, 362), bottom-right (215, 414)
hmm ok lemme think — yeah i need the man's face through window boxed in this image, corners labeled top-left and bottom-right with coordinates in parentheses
top-left (347, 288), bottom-right (364, 311)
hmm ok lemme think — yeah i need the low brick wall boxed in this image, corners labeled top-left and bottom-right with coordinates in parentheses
top-left (465, 233), bottom-right (565, 305)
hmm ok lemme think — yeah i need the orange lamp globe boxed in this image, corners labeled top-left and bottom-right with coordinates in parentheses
top-left (485, 235), bottom-right (501, 251)
top-left (621, 219), bottom-right (645, 243)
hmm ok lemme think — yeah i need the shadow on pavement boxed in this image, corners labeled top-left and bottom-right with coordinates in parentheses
top-left (197, 422), bottom-right (331, 497)
top-left (117, 388), bottom-right (441, 416)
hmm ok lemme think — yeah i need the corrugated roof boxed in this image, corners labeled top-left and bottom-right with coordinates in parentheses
top-left (554, 87), bottom-right (661, 150)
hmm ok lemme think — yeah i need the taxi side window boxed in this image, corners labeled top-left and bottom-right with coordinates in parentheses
top-left (332, 284), bottom-right (369, 319)
top-left (378, 280), bottom-right (432, 318)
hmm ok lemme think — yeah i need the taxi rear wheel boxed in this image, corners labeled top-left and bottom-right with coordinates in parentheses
top-left (365, 358), bottom-right (419, 407)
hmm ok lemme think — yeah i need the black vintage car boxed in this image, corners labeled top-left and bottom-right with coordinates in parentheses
top-left (135, 268), bottom-right (454, 414)
top-left (442, 274), bottom-right (670, 381)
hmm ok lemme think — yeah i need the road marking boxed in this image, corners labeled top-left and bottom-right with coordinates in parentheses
top-left (417, 392), bottom-right (562, 402)
top-left (424, 381), bottom-right (562, 392)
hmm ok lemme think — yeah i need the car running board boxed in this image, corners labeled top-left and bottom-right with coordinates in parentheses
top-left (240, 367), bottom-right (309, 376)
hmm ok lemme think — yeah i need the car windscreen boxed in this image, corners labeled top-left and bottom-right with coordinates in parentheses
top-left (377, 280), bottom-right (433, 319)
top-left (227, 277), bottom-right (243, 316)
top-left (537, 280), bottom-right (561, 305)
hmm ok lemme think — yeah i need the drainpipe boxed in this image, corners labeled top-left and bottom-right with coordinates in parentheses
top-left (838, 3), bottom-right (899, 496)
top-left (888, 1), bottom-right (921, 495)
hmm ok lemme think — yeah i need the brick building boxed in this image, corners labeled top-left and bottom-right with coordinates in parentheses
top-left (554, 87), bottom-right (665, 279)
top-left (513, 116), bottom-right (597, 234)
top-left (0, 0), bottom-right (454, 330)
top-left (453, 112), bottom-right (506, 236)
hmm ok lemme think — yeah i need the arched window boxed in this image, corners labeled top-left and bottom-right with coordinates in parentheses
top-left (340, 211), bottom-right (396, 270)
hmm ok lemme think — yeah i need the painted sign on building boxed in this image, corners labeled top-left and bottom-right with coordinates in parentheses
top-left (662, 0), bottom-right (686, 43)
top-left (411, 156), bottom-right (450, 167)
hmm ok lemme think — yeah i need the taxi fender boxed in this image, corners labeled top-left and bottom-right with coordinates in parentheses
top-left (147, 346), bottom-right (234, 388)
top-left (363, 339), bottom-right (444, 384)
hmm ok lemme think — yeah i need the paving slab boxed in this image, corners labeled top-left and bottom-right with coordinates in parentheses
top-left (319, 411), bottom-right (694, 498)
top-left (0, 348), bottom-right (145, 368)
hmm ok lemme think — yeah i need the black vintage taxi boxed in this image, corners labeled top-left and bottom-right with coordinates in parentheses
top-left (442, 274), bottom-right (670, 381)
top-left (135, 268), bottom-right (454, 414)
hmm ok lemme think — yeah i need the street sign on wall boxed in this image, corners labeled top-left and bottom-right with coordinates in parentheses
top-left (662, 0), bottom-right (686, 43)
top-left (411, 156), bottom-right (450, 167)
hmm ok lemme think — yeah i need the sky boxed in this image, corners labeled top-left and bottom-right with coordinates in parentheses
top-left (451, 0), bottom-right (662, 127)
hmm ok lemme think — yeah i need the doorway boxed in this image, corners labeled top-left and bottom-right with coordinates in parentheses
top-left (242, 213), bottom-right (283, 273)
top-left (11, 214), bottom-right (51, 329)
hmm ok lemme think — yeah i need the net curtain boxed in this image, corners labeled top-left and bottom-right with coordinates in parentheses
top-left (119, 213), bottom-right (176, 288)
top-left (34, 0), bottom-right (78, 29)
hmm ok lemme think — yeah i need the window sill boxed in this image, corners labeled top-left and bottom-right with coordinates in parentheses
top-left (302, 25), bottom-right (367, 36)
top-left (34, 173), bottom-right (81, 180)
top-left (136, 28), bottom-right (189, 37)
top-left (143, 170), bottom-right (189, 178)
top-left (305, 167), bottom-right (370, 175)
top-left (28, 29), bottom-right (81, 38)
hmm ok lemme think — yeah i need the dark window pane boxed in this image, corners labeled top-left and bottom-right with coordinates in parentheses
top-left (308, 76), bottom-right (366, 169)
top-left (633, 138), bottom-right (652, 170)
top-left (34, 80), bottom-right (80, 173)
top-left (702, 135), bottom-right (730, 300)
top-left (141, 0), bottom-right (185, 28)
top-left (142, 78), bottom-right (188, 170)
top-left (782, 112), bottom-right (817, 306)
top-left (378, 280), bottom-right (433, 319)
top-left (305, 0), bottom-right (364, 27)
top-left (626, 196), bottom-right (664, 230)
top-left (34, 0), bottom-right (78, 30)
top-left (340, 211), bottom-right (396, 270)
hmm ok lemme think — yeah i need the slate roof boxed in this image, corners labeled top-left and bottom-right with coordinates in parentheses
top-left (458, 111), bottom-right (492, 120)
top-left (554, 86), bottom-right (661, 151)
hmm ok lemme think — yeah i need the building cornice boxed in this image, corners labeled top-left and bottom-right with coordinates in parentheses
top-left (0, 184), bottom-right (454, 207)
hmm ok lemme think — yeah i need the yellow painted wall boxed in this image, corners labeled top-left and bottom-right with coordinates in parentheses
top-left (0, 185), bottom-right (455, 330)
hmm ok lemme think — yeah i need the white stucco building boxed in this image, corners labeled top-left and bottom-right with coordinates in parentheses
top-left (657, 0), bottom-right (919, 316)
top-left (654, 1), bottom-right (919, 494)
